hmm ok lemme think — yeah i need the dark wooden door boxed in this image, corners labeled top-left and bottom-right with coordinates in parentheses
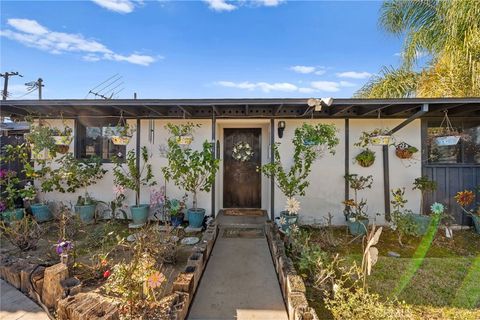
top-left (223, 128), bottom-right (261, 208)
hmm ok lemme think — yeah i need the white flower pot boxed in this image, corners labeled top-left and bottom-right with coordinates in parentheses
top-left (111, 136), bottom-right (131, 145)
top-left (370, 135), bottom-right (391, 146)
top-left (435, 135), bottom-right (460, 146)
top-left (53, 135), bottom-right (73, 146)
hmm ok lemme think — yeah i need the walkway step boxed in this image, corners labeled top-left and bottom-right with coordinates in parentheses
top-left (0, 279), bottom-right (49, 320)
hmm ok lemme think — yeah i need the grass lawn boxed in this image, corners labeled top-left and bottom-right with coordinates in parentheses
top-left (299, 226), bottom-right (480, 320)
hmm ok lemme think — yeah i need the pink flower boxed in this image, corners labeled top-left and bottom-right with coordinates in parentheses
top-left (103, 270), bottom-right (111, 278)
top-left (150, 187), bottom-right (166, 207)
top-left (113, 185), bottom-right (126, 197)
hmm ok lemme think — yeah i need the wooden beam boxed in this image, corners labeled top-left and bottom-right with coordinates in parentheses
top-left (142, 105), bottom-right (166, 117)
top-left (274, 104), bottom-right (284, 115)
top-left (176, 105), bottom-right (192, 117)
top-left (111, 105), bottom-right (138, 117)
top-left (329, 105), bottom-right (355, 116)
top-left (358, 104), bottom-right (394, 117)
top-left (446, 104), bottom-right (480, 116)
top-left (384, 104), bottom-right (421, 116)
top-left (389, 103), bottom-right (429, 134)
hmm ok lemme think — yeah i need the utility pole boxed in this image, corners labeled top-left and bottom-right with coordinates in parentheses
top-left (0, 71), bottom-right (23, 100)
top-left (37, 78), bottom-right (44, 100)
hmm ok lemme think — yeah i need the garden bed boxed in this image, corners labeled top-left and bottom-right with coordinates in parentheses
top-left (0, 218), bottom-right (215, 319)
top-left (295, 226), bottom-right (480, 320)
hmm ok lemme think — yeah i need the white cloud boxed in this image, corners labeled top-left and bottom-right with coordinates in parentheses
top-left (339, 81), bottom-right (356, 87)
top-left (91, 0), bottom-right (142, 13)
top-left (1, 18), bottom-right (157, 66)
top-left (204, 0), bottom-right (237, 12)
top-left (254, 0), bottom-right (284, 7)
top-left (336, 71), bottom-right (372, 79)
top-left (298, 87), bottom-right (315, 93)
top-left (290, 65), bottom-right (316, 74)
top-left (310, 81), bottom-right (342, 92)
top-left (314, 69), bottom-right (326, 76)
top-left (217, 81), bottom-right (298, 93)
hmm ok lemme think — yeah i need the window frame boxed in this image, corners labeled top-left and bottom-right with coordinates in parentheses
top-left (74, 118), bottom-right (126, 163)
top-left (422, 118), bottom-right (480, 167)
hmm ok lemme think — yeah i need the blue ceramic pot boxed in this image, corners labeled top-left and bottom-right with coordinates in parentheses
top-left (1, 208), bottom-right (24, 222)
top-left (131, 204), bottom-right (150, 225)
top-left (347, 218), bottom-right (369, 236)
top-left (280, 211), bottom-right (298, 232)
top-left (408, 213), bottom-right (432, 236)
top-left (74, 204), bottom-right (96, 223)
top-left (188, 208), bottom-right (205, 228)
top-left (31, 204), bottom-right (53, 222)
top-left (472, 215), bottom-right (480, 235)
top-left (171, 214), bottom-right (184, 227)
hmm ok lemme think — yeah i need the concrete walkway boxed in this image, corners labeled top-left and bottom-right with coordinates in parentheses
top-left (188, 213), bottom-right (288, 320)
top-left (0, 279), bottom-right (49, 320)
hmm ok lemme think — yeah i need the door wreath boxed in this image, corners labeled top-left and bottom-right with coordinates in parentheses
top-left (232, 141), bottom-right (254, 162)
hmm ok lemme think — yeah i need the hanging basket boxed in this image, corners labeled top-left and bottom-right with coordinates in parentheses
top-left (370, 135), bottom-right (391, 146)
top-left (355, 149), bottom-right (375, 167)
top-left (111, 136), bottom-right (132, 145)
top-left (435, 135), bottom-right (461, 146)
top-left (32, 148), bottom-right (52, 161)
top-left (56, 145), bottom-right (70, 154)
top-left (53, 135), bottom-right (73, 146)
top-left (176, 134), bottom-right (193, 146)
top-left (395, 142), bottom-right (418, 159)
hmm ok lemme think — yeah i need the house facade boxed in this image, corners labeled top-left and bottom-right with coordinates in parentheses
top-left (1, 98), bottom-right (479, 226)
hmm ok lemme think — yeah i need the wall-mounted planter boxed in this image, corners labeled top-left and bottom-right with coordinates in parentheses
top-left (176, 134), bottom-right (193, 146)
top-left (395, 142), bottom-right (418, 159)
top-left (355, 149), bottom-right (375, 167)
top-left (435, 135), bottom-right (461, 146)
top-left (370, 135), bottom-right (391, 146)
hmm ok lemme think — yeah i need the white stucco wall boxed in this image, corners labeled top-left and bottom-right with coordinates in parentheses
top-left (34, 117), bottom-right (422, 225)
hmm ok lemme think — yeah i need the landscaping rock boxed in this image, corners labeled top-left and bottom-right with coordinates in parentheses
top-left (294, 306), bottom-right (320, 320)
top-left (42, 263), bottom-right (69, 309)
top-left (388, 251), bottom-right (401, 258)
top-left (173, 272), bottom-right (194, 295)
top-left (61, 277), bottom-right (82, 298)
top-left (185, 226), bottom-right (202, 233)
top-left (288, 293), bottom-right (309, 320)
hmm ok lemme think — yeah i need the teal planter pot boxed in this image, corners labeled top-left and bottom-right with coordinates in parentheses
top-left (1, 208), bottom-right (24, 222)
top-left (131, 204), bottom-right (150, 225)
top-left (188, 208), bottom-right (205, 228)
top-left (408, 213), bottom-right (432, 236)
top-left (280, 211), bottom-right (298, 232)
top-left (31, 204), bottom-right (53, 222)
top-left (75, 204), bottom-right (96, 223)
top-left (347, 218), bottom-right (369, 236)
top-left (472, 215), bottom-right (480, 235)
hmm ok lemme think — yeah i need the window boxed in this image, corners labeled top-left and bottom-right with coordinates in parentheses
top-left (427, 120), bottom-right (480, 164)
top-left (76, 119), bottom-right (126, 161)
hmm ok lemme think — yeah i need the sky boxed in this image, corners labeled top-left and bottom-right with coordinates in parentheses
top-left (0, 0), bottom-right (407, 100)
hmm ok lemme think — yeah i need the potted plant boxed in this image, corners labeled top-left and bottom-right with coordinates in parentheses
top-left (343, 174), bottom-right (373, 235)
top-left (53, 154), bottom-right (107, 223)
top-left (167, 122), bottom-right (199, 147)
top-left (395, 142), bottom-right (418, 159)
top-left (356, 128), bottom-right (392, 148)
top-left (434, 111), bottom-right (462, 146)
top-left (109, 122), bottom-right (136, 146)
top-left (165, 195), bottom-right (188, 227)
top-left (163, 124), bottom-right (219, 228)
top-left (25, 123), bottom-right (57, 160)
top-left (455, 189), bottom-right (480, 234)
top-left (260, 123), bottom-right (339, 232)
top-left (354, 149), bottom-right (376, 167)
top-left (411, 176), bottom-right (437, 235)
top-left (0, 169), bottom-right (26, 221)
top-left (113, 147), bottom-right (156, 225)
top-left (51, 126), bottom-right (73, 154)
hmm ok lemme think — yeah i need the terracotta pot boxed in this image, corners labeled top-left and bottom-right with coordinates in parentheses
top-left (395, 148), bottom-right (413, 159)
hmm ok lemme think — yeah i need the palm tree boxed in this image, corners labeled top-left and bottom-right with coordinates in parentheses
top-left (356, 0), bottom-right (480, 98)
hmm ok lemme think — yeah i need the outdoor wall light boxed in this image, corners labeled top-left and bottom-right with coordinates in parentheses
top-left (278, 121), bottom-right (286, 138)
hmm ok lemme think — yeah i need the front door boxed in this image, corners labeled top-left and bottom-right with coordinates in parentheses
top-left (223, 128), bottom-right (261, 208)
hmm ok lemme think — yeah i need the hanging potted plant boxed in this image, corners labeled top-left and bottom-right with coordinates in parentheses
top-left (411, 176), bottom-right (437, 235)
top-left (454, 190), bottom-right (480, 234)
top-left (112, 147), bottom-right (156, 225)
top-left (167, 122), bottom-right (199, 147)
top-left (51, 125), bottom-right (73, 154)
top-left (355, 149), bottom-right (376, 167)
top-left (163, 124), bottom-right (219, 228)
top-left (395, 142), bottom-right (418, 159)
top-left (370, 128), bottom-right (392, 146)
top-left (260, 123), bottom-right (339, 232)
top-left (110, 122), bottom-right (136, 146)
top-left (343, 174), bottom-right (373, 235)
top-left (434, 111), bottom-right (462, 146)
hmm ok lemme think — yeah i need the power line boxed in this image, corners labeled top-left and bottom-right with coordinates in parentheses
top-left (1, 71), bottom-right (23, 100)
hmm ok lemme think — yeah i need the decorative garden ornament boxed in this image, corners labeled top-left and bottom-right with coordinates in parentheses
top-left (232, 141), bottom-right (254, 162)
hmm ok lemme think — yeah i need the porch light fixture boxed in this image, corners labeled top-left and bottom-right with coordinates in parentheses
top-left (278, 121), bottom-right (286, 138)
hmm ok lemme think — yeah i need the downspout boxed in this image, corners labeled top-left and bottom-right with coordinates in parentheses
top-left (270, 118), bottom-right (275, 221)
top-left (136, 118), bottom-right (141, 206)
top-left (211, 111), bottom-right (216, 218)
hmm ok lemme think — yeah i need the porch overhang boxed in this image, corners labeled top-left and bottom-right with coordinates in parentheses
top-left (1, 97), bottom-right (480, 119)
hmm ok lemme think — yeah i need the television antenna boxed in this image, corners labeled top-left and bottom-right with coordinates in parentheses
top-left (85, 74), bottom-right (124, 99)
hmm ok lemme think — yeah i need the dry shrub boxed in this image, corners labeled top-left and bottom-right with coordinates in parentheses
top-left (0, 215), bottom-right (42, 251)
